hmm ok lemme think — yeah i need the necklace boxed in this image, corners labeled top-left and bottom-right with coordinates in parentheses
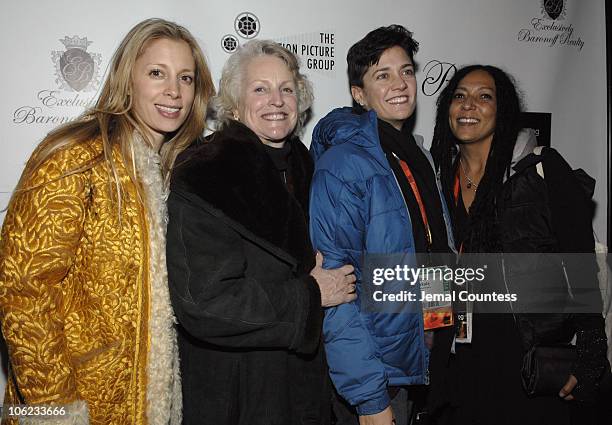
top-left (459, 157), bottom-right (478, 190)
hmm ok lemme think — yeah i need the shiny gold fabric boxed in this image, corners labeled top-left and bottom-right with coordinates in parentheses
top-left (0, 140), bottom-right (149, 424)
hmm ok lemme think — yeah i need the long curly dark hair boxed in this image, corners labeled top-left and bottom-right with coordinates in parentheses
top-left (430, 65), bottom-right (523, 252)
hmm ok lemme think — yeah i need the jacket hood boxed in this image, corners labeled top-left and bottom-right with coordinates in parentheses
top-left (510, 128), bottom-right (538, 174)
top-left (311, 107), bottom-right (380, 161)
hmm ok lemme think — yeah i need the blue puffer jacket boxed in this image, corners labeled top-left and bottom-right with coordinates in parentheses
top-left (309, 107), bottom-right (455, 415)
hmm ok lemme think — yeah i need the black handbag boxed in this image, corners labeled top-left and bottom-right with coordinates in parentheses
top-left (520, 345), bottom-right (576, 396)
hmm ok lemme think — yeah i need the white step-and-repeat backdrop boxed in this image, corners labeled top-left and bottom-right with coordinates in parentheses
top-left (0, 0), bottom-right (607, 394)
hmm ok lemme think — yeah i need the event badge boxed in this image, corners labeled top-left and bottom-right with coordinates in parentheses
top-left (454, 281), bottom-right (473, 344)
top-left (420, 265), bottom-right (454, 330)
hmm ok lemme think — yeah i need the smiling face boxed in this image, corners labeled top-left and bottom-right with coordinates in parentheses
top-left (131, 38), bottom-right (196, 149)
top-left (351, 46), bottom-right (417, 131)
top-left (236, 55), bottom-right (298, 147)
top-left (449, 69), bottom-right (497, 147)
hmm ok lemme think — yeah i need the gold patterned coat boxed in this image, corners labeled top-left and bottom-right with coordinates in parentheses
top-left (0, 137), bottom-right (181, 425)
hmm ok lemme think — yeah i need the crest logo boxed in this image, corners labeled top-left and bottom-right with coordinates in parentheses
top-left (541, 0), bottom-right (566, 20)
top-left (235, 12), bottom-right (260, 39)
top-left (221, 34), bottom-right (239, 53)
top-left (51, 35), bottom-right (102, 92)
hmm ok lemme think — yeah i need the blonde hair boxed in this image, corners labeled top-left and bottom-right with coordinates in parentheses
top-left (213, 39), bottom-right (313, 134)
top-left (14, 18), bottom-right (215, 200)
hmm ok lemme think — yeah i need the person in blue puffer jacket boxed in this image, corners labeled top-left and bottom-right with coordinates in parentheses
top-left (309, 25), bottom-right (455, 425)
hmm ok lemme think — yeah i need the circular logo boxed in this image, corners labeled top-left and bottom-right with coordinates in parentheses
top-left (221, 34), bottom-right (239, 53)
top-left (235, 12), bottom-right (260, 39)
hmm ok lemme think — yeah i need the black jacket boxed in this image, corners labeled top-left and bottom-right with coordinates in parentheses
top-left (167, 121), bottom-right (329, 425)
top-left (499, 146), bottom-right (607, 398)
top-left (433, 133), bottom-right (608, 424)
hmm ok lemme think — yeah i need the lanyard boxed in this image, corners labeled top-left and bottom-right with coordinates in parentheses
top-left (453, 168), bottom-right (465, 255)
top-left (398, 159), bottom-right (432, 249)
top-left (453, 167), bottom-right (461, 206)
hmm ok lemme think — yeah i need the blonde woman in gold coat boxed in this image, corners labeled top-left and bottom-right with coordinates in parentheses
top-left (0, 19), bottom-right (214, 425)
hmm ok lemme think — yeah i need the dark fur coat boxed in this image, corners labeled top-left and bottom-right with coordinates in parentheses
top-left (167, 120), bottom-right (329, 425)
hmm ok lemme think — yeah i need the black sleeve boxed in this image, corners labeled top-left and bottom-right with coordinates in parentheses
top-left (166, 191), bottom-right (323, 354)
top-left (543, 148), bottom-right (609, 400)
top-left (543, 148), bottom-right (595, 254)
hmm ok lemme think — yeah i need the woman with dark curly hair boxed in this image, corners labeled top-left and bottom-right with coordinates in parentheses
top-left (430, 64), bottom-right (609, 425)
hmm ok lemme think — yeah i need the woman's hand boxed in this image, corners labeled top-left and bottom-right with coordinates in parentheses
top-left (358, 406), bottom-right (395, 425)
top-left (310, 252), bottom-right (357, 307)
top-left (559, 374), bottom-right (578, 401)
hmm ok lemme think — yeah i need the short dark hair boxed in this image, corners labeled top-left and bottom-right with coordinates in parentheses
top-left (347, 24), bottom-right (419, 89)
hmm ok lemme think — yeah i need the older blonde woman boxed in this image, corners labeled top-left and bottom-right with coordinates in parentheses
top-left (167, 40), bottom-right (357, 425)
top-left (0, 18), bottom-right (214, 424)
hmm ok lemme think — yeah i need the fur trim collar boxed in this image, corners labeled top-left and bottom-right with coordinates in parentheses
top-left (172, 121), bottom-right (314, 272)
top-left (132, 134), bottom-right (182, 425)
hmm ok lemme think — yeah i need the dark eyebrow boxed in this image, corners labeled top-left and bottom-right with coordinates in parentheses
top-left (373, 66), bottom-right (391, 74)
top-left (455, 84), bottom-right (495, 91)
top-left (373, 63), bottom-right (413, 74)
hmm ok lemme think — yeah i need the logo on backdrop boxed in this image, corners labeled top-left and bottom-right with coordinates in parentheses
top-left (12, 34), bottom-right (101, 125)
top-left (218, 11), bottom-right (336, 76)
top-left (219, 12), bottom-right (261, 52)
top-left (541, 0), bottom-right (566, 21)
top-left (276, 32), bottom-right (336, 75)
top-left (516, 0), bottom-right (584, 50)
top-left (235, 12), bottom-right (260, 39)
top-left (221, 34), bottom-right (239, 53)
top-left (421, 60), bottom-right (456, 97)
top-left (51, 36), bottom-right (102, 92)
